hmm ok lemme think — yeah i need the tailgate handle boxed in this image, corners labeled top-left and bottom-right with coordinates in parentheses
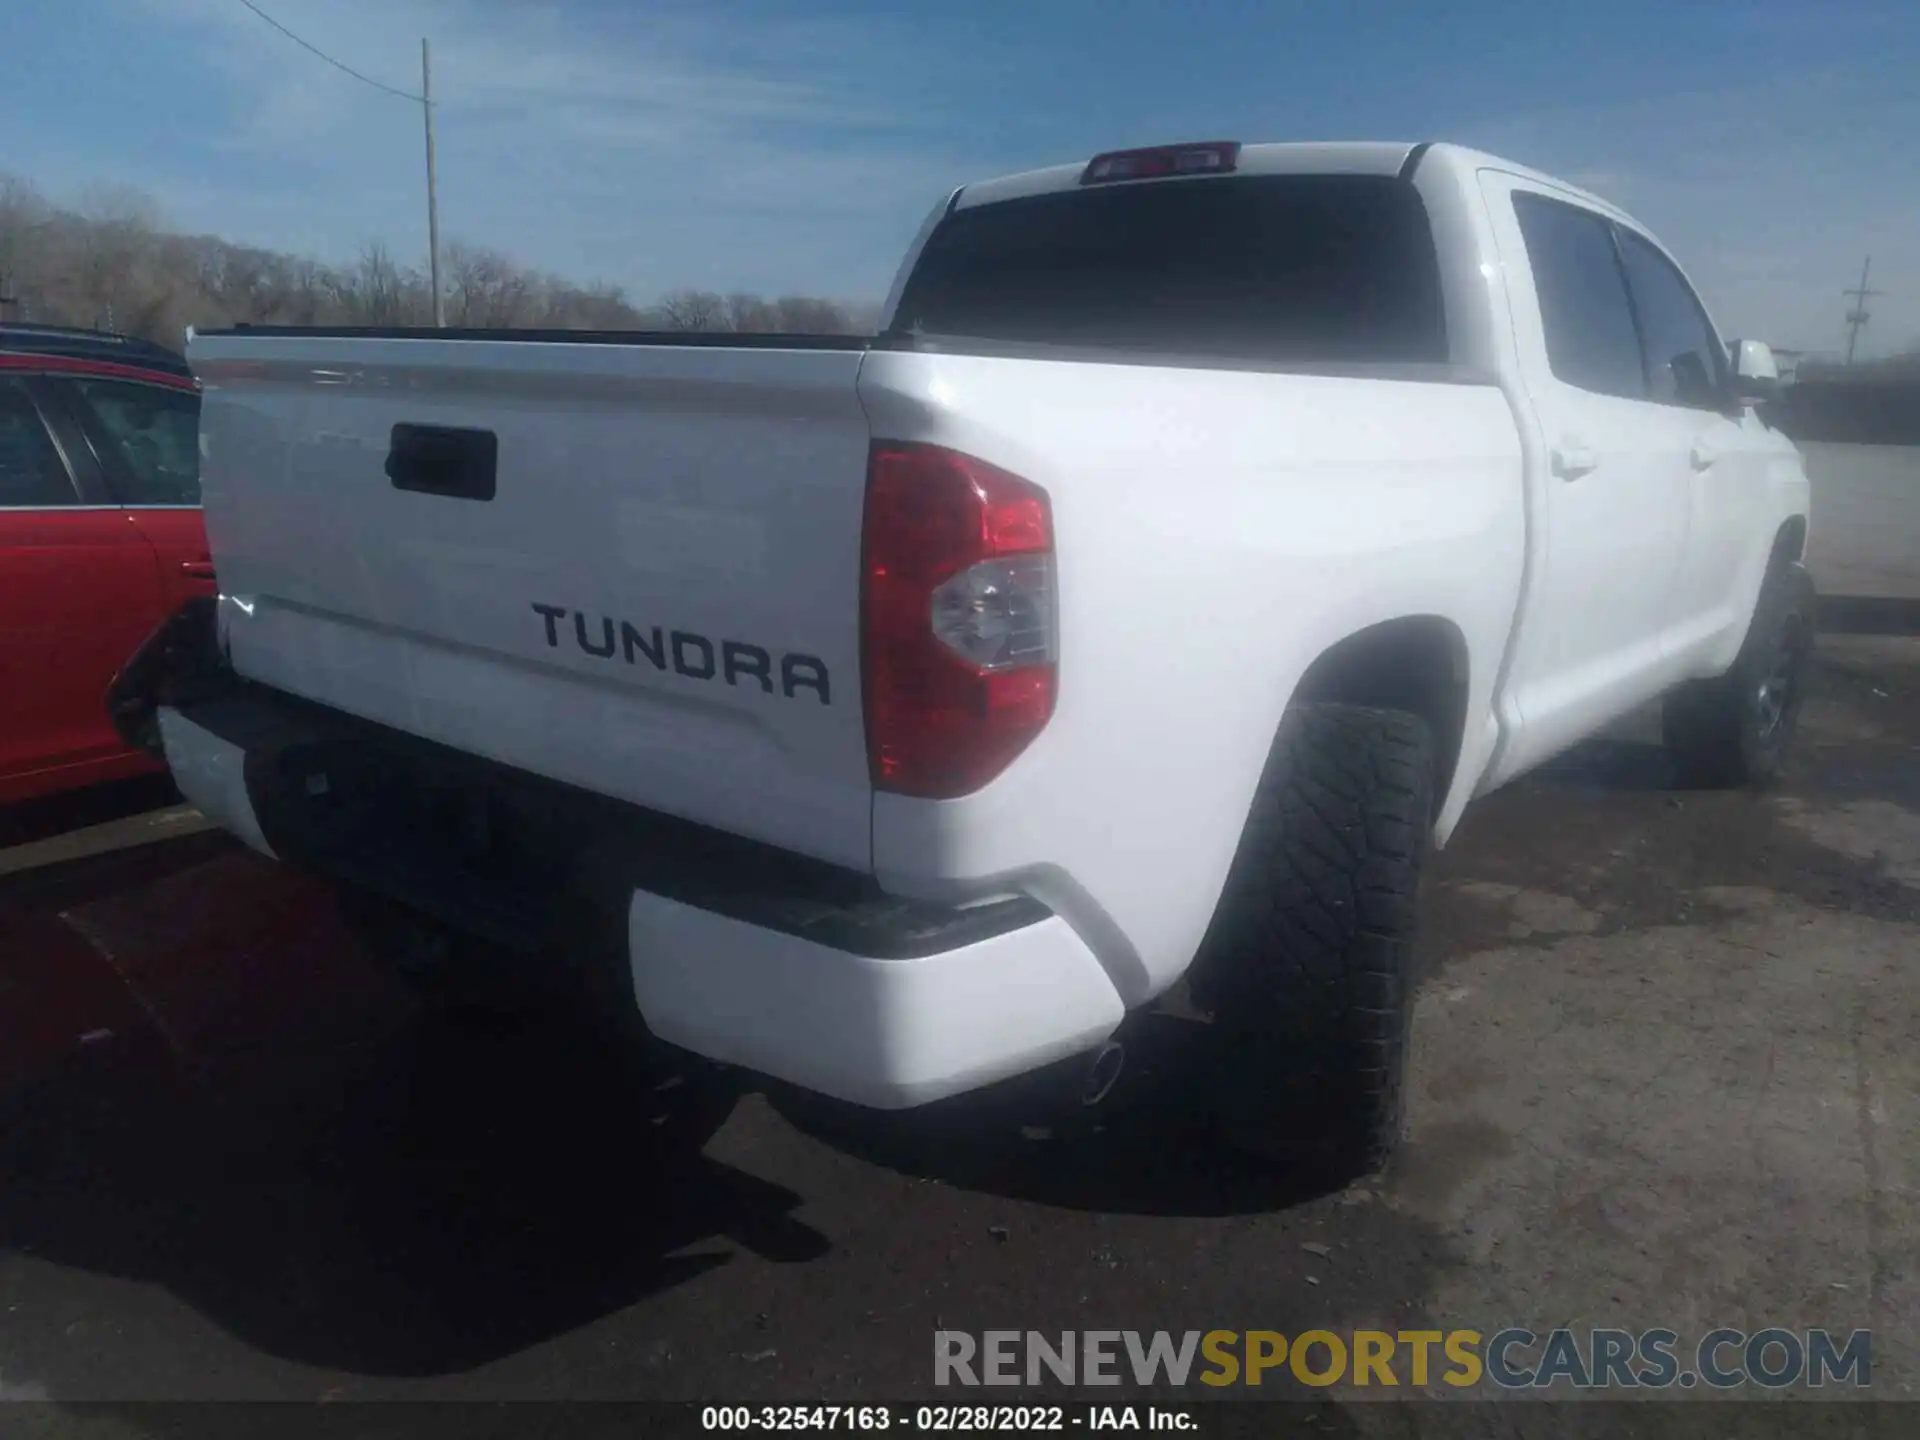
top-left (386, 423), bottom-right (498, 502)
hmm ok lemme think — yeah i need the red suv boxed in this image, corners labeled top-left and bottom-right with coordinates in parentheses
top-left (0, 325), bottom-right (214, 804)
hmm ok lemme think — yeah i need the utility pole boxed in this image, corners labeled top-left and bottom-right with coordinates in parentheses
top-left (422, 38), bottom-right (445, 328)
top-left (231, 7), bottom-right (447, 324)
top-left (1843, 256), bottom-right (1882, 366)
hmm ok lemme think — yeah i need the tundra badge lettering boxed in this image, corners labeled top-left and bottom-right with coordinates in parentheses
top-left (531, 602), bottom-right (830, 705)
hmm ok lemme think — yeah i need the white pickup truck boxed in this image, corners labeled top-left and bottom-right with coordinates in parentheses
top-left (116, 140), bottom-right (1812, 1173)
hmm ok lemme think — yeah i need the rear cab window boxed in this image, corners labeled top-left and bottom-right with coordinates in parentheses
top-left (887, 174), bottom-right (1450, 366)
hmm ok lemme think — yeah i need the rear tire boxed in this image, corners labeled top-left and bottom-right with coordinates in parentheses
top-left (1663, 563), bottom-right (1815, 789)
top-left (1190, 704), bottom-right (1436, 1181)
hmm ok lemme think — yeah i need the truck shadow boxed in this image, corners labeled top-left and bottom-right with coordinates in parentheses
top-left (0, 773), bottom-right (183, 851)
top-left (0, 1003), bottom-right (830, 1380)
top-left (765, 1012), bottom-right (1365, 1219)
top-left (1502, 631), bottom-right (1909, 799)
top-left (1528, 737), bottom-right (1680, 794)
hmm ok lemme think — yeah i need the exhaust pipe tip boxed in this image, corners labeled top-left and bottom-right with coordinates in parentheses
top-left (1079, 1040), bottom-right (1126, 1108)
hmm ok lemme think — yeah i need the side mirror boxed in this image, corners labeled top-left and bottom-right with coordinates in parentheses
top-left (1727, 338), bottom-right (1781, 404)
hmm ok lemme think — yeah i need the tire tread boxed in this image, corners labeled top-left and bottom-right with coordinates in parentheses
top-left (1194, 703), bottom-right (1436, 1177)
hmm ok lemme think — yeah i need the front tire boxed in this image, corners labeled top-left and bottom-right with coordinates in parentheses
top-left (1663, 563), bottom-right (1815, 789)
top-left (1191, 704), bottom-right (1436, 1180)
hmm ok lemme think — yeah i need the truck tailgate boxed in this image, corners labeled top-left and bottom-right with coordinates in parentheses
top-left (187, 334), bottom-right (875, 871)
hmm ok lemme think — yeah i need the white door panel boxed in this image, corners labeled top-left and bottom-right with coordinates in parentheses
top-left (1666, 407), bottom-right (1765, 657)
top-left (1478, 171), bottom-right (1690, 784)
top-left (1606, 222), bottom-right (1766, 667)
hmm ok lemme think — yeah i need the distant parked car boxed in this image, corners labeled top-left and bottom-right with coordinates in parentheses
top-left (0, 324), bottom-right (213, 804)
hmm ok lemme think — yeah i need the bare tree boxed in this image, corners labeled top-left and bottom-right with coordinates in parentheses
top-left (772, 295), bottom-right (853, 335)
top-left (59, 187), bottom-right (167, 332)
top-left (0, 174), bottom-right (53, 319)
top-left (446, 241), bottom-right (535, 328)
top-left (341, 242), bottom-right (414, 325)
top-left (724, 292), bottom-right (775, 332)
top-left (283, 257), bottom-right (330, 326)
top-left (0, 167), bottom-right (872, 346)
top-left (659, 288), bottom-right (727, 331)
top-left (188, 238), bottom-right (289, 326)
top-left (842, 300), bottom-right (885, 336)
top-left (555, 280), bottom-right (649, 330)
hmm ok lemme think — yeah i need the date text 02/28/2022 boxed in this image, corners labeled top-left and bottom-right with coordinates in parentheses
top-left (701, 1405), bottom-right (1193, 1432)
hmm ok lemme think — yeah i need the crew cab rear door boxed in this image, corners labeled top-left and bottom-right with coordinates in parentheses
top-left (1476, 172), bottom-right (1692, 783)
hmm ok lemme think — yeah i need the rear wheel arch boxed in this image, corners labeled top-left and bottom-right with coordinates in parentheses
top-left (1770, 515), bottom-right (1807, 570)
top-left (1720, 513), bottom-right (1810, 669)
top-left (1288, 615), bottom-right (1471, 807)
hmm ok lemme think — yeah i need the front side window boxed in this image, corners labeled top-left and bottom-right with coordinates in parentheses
top-left (1615, 230), bottom-right (1729, 410)
top-left (1511, 191), bottom-right (1647, 401)
top-left (0, 381), bottom-right (78, 508)
top-left (73, 379), bottom-right (201, 505)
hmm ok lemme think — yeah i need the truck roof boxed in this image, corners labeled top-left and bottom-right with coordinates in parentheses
top-left (952, 141), bottom-right (1635, 229)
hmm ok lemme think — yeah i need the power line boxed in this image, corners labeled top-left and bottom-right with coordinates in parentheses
top-left (231, 1), bottom-right (447, 327)
top-left (233, 0), bottom-right (424, 102)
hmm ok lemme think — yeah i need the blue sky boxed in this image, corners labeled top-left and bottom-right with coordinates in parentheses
top-left (6, 0), bottom-right (1917, 354)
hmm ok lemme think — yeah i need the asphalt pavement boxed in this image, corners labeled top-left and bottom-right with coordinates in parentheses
top-left (0, 636), bottom-right (1916, 1427)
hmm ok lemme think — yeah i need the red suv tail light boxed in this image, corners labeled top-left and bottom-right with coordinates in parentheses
top-left (862, 442), bottom-right (1057, 799)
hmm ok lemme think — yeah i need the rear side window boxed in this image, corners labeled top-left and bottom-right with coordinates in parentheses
top-left (72, 379), bottom-right (201, 505)
top-left (1615, 230), bottom-right (1728, 410)
top-left (889, 174), bottom-right (1449, 365)
top-left (1512, 192), bottom-right (1646, 400)
top-left (0, 381), bottom-right (78, 507)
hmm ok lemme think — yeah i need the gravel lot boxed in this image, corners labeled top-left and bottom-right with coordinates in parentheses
top-left (0, 634), bottom-right (1915, 1429)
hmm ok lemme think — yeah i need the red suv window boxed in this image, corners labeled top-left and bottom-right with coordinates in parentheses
top-left (0, 381), bottom-right (78, 507)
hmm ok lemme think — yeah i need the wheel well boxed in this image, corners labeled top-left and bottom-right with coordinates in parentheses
top-left (1291, 617), bottom-right (1470, 801)
top-left (1771, 516), bottom-right (1807, 569)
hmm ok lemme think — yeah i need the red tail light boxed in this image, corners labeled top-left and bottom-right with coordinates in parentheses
top-left (862, 442), bottom-right (1057, 799)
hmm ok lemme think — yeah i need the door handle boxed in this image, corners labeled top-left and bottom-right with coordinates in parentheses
top-left (387, 422), bottom-right (498, 501)
top-left (1689, 439), bottom-right (1723, 470)
top-left (181, 560), bottom-right (216, 582)
top-left (1551, 441), bottom-right (1598, 480)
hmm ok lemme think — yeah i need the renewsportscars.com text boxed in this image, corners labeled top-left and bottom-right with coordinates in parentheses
top-left (933, 1328), bottom-right (1871, 1390)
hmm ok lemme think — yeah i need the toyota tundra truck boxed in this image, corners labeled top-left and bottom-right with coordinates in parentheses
top-left (111, 140), bottom-right (1813, 1173)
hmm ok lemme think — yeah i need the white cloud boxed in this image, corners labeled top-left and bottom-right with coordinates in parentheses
top-left (118, 0), bottom-right (982, 301)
